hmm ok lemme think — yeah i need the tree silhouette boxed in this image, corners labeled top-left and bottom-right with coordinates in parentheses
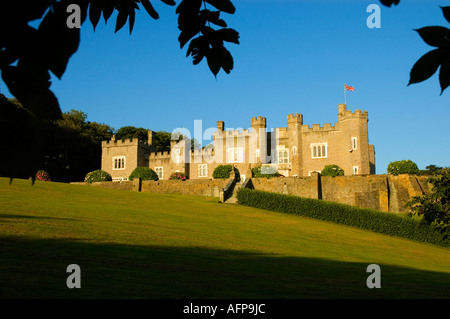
top-left (0, 0), bottom-right (239, 123)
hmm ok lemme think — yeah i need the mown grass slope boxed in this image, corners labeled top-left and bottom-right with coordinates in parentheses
top-left (1, 177), bottom-right (450, 298)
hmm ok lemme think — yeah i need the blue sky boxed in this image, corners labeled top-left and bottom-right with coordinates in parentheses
top-left (2, 0), bottom-right (449, 173)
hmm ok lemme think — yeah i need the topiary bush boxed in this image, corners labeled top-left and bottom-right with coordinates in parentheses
top-left (35, 170), bottom-right (51, 181)
top-left (251, 166), bottom-right (280, 178)
top-left (387, 160), bottom-right (420, 176)
top-left (321, 164), bottom-right (344, 177)
top-left (84, 169), bottom-right (112, 183)
top-left (169, 171), bottom-right (188, 180)
top-left (213, 164), bottom-right (240, 181)
top-left (129, 167), bottom-right (158, 181)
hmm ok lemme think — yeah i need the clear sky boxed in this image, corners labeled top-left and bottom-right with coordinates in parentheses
top-left (2, 0), bottom-right (449, 173)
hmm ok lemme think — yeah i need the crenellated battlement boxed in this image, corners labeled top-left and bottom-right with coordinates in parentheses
top-left (287, 113), bottom-right (303, 125)
top-left (338, 104), bottom-right (368, 121)
top-left (102, 135), bottom-right (150, 148)
top-left (301, 123), bottom-right (336, 133)
top-left (149, 151), bottom-right (171, 159)
top-left (251, 116), bottom-right (266, 128)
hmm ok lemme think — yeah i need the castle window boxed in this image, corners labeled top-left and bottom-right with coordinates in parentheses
top-left (227, 147), bottom-right (244, 163)
top-left (353, 166), bottom-right (359, 175)
top-left (311, 143), bottom-right (327, 159)
top-left (292, 147), bottom-right (297, 155)
top-left (352, 137), bottom-right (358, 150)
top-left (278, 150), bottom-right (289, 164)
top-left (113, 156), bottom-right (126, 170)
top-left (198, 164), bottom-right (208, 177)
top-left (155, 167), bottom-right (163, 179)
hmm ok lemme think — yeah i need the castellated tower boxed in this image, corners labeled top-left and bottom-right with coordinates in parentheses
top-left (250, 116), bottom-right (267, 164)
top-left (101, 134), bottom-right (151, 181)
top-left (336, 104), bottom-right (374, 175)
top-left (287, 113), bottom-right (303, 177)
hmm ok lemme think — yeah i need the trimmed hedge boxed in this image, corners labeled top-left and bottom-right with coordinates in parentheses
top-left (252, 166), bottom-right (280, 178)
top-left (84, 170), bottom-right (112, 183)
top-left (321, 164), bottom-right (344, 177)
top-left (237, 188), bottom-right (450, 247)
top-left (213, 164), bottom-right (240, 181)
top-left (387, 160), bottom-right (420, 176)
top-left (129, 167), bottom-right (159, 181)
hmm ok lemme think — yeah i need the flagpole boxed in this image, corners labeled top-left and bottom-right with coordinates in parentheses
top-left (344, 83), bottom-right (346, 105)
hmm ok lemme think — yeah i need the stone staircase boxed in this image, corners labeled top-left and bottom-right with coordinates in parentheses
top-left (224, 183), bottom-right (241, 204)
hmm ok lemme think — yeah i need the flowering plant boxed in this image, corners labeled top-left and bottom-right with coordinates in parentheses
top-left (35, 170), bottom-right (51, 181)
top-left (169, 171), bottom-right (187, 181)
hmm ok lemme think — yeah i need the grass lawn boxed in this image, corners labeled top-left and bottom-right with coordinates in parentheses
top-left (1, 177), bottom-right (450, 298)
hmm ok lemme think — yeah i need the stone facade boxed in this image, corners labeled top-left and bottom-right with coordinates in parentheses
top-left (101, 103), bottom-right (375, 181)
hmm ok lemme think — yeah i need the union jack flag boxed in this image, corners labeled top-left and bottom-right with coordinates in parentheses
top-left (344, 84), bottom-right (355, 91)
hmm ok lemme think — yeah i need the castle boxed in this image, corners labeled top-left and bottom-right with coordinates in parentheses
top-left (101, 104), bottom-right (375, 181)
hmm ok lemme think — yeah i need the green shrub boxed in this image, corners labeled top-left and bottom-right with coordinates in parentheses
top-left (169, 171), bottom-right (187, 180)
top-left (213, 165), bottom-right (240, 181)
top-left (35, 170), bottom-right (51, 181)
top-left (237, 188), bottom-right (450, 247)
top-left (321, 164), bottom-right (344, 177)
top-left (84, 170), bottom-right (112, 183)
top-left (252, 166), bottom-right (280, 178)
top-left (387, 160), bottom-right (420, 176)
top-left (129, 167), bottom-right (158, 181)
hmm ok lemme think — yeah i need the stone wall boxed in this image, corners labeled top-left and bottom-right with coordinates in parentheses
top-left (141, 179), bottom-right (228, 197)
top-left (72, 173), bottom-right (432, 213)
top-left (249, 173), bottom-right (431, 213)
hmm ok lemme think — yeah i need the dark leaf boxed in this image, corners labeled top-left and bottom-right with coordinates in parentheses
top-left (206, 46), bottom-right (221, 77)
top-left (2, 64), bottom-right (62, 121)
top-left (89, 0), bottom-right (102, 30)
top-left (204, 0), bottom-right (235, 14)
top-left (415, 26), bottom-right (450, 48)
top-left (441, 6), bottom-right (450, 24)
top-left (218, 46), bottom-right (233, 73)
top-left (200, 9), bottom-right (227, 27)
top-left (129, 6), bottom-right (136, 34)
top-left (160, 0), bottom-right (176, 5)
top-left (215, 28), bottom-right (239, 44)
top-left (102, 0), bottom-right (115, 22)
top-left (141, 0), bottom-right (159, 20)
top-left (439, 53), bottom-right (450, 94)
top-left (38, 1), bottom-right (82, 79)
top-left (379, 0), bottom-right (399, 7)
top-left (179, 28), bottom-right (202, 48)
top-left (408, 49), bottom-right (445, 85)
top-left (115, 8), bottom-right (129, 32)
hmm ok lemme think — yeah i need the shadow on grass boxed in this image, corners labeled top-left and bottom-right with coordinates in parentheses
top-left (1, 235), bottom-right (450, 299)
top-left (0, 214), bottom-right (77, 221)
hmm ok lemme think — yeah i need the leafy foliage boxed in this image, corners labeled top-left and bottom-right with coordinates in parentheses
top-left (84, 169), bottom-right (112, 183)
top-left (237, 188), bottom-right (450, 247)
top-left (406, 168), bottom-right (450, 233)
top-left (419, 164), bottom-right (445, 176)
top-left (0, 94), bottom-right (43, 182)
top-left (129, 167), bottom-right (159, 181)
top-left (212, 164), bottom-right (239, 181)
top-left (321, 164), bottom-right (344, 177)
top-left (387, 160), bottom-right (420, 176)
top-left (42, 109), bottom-right (114, 182)
top-left (116, 126), bottom-right (149, 142)
top-left (251, 166), bottom-right (280, 178)
top-left (0, 0), bottom-right (239, 124)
